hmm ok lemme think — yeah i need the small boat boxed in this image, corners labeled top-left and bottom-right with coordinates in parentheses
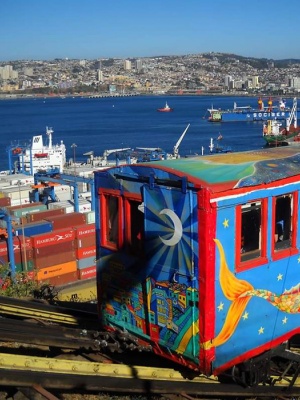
top-left (208, 137), bottom-right (232, 154)
top-left (263, 97), bottom-right (300, 146)
top-left (157, 102), bottom-right (173, 112)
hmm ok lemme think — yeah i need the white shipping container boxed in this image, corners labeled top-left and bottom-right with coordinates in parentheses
top-left (1, 185), bottom-right (33, 200)
top-left (84, 210), bottom-right (95, 224)
top-left (9, 174), bottom-right (34, 186)
top-left (48, 200), bottom-right (74, 213)
top-left (69, 199), bottom-right (91, 213)
top-left (55, 191), bottom-right (72, 201)
top-left (78, 201), bottom-right (91, 213)
top-left (53, 184), bottom-right (72, 194)
top-left (10, 197), bottom-right (31, 206)
top-left (79, 191), bottom-right (91, 200)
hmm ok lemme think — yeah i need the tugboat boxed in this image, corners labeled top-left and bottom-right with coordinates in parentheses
top-left (157, 102), bottom-right (173, 112)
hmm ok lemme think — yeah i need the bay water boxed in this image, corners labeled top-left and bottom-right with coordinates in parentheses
top-left (0, 95), bottom-right (272, 172)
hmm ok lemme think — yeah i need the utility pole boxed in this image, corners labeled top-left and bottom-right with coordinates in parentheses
top-left (71, 143), bottom-right (77, 175)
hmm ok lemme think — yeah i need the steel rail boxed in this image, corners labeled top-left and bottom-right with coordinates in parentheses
top-left (0, 295), bottom-right (98, 327)
top-left (1, 367), bottom-right (300, 397)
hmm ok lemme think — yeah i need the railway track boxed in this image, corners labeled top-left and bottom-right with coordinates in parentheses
top-left (1, 295), bottom-right (300, 399)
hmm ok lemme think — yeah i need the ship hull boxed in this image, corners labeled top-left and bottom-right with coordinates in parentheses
top-left (209, 109), bottom-right (293, 122)
top-left (157, 108), bottom-right (173, 112)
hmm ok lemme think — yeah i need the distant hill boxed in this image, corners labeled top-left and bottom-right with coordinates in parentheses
top-left (200, 52), bottom-right (300, 69)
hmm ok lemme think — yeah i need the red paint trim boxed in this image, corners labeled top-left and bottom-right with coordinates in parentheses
top-left (236, 198), bottom-right (268, 273)
top-left (213, 327), bottom-right (300, 376)
top-left (198, 187), bottom-right (216, 374)
top-left (123, 193), bottom-right (142, 246)
top-left (99, 189), bottom-right (123, 250)
top-left (272, 191), bottom-right (299, 261)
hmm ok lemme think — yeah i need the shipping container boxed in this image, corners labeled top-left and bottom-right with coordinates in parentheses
top-left (73, 223), bottom-right (95, 238)
top-left (48, 201), bottom-right (74, 214)
top-left (84, 210), bottom-right (95, 224)
top-left (76, 255), bottom-right (95, 270)
top-left (75, 235), bottom-right (95, 249)
top-left (33, 240), bottom-right (75, 257)
top-left (35, 260), bottom-right (77, 280)
top-left (0, 236), bottom-right (32, 259)
top-left (33, 250), bottom-right (76, 269)
top-left (77, 265), bottom-right (96, 280)
top-left (38, 271), bottom-right (79, 286)
top-left (0, 185), bottom-right (34, 200)
top-left (76, 246), bottom-right (96, 260)
top-left (8, 175), bottom-right (34, 186)
top-left (14, 220), bottom-right (53, 237)
top-left (13, 249), bottom-right (34, 264)
top-left (26, 207), bottom-right (65, 223)
top-left (70, 199), bottom-right (91, 213)
top-left (31, 228), bottom-right (75, 249)
top-left (10, 204), bottom-right (47, 218)
top-left (14, 259), bottom-right (35, 273)
top-left (44, 212), bottom-right (86, 230)
top-left (4, 202), bottom-right (44, 214)
top-left (0, 197), bottom-right (11, 207)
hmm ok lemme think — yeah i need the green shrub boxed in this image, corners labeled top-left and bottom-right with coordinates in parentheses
top-left (0, 263), bottom-right (43, 298)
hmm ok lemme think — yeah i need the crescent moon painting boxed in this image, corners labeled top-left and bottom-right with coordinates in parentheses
top-left (159, 208), bottom-right (183, 246)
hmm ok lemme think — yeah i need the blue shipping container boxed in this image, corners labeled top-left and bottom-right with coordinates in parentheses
top-left (14, 221), bottom-right (53, 237)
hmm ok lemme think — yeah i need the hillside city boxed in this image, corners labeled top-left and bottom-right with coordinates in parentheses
top-left (1, 53), bottom-right (300, 97)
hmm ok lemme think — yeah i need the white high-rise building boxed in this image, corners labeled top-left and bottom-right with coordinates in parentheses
top-left (251, 75), bottom-right (259, 89)
top-left (135, 59), bottom-right (143, 72)
top-left (224, 75), bottom-right (233, 89)
top-left (97, 70), bottom-right (103, 82)
top-left (0, 65), bottom-right (14, 80)
top-left (124, 60), bottom-right (132, 70)
top-left (289, 77), bottom-right (300, 90)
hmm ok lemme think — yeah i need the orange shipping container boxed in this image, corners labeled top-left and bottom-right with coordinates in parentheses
top-left (35, 260), bottom-right (77, 281)
top-left (33, 250), bottom-right (76, 269)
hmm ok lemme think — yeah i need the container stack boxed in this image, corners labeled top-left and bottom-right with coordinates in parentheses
top-left (0, 207), bottom-right (97, 287)
top-left (73, 224), bottom-right (96, 280)
top-left (0, 173), bottom-right (96, 289)
top-left (30, 228), bottom-right (78, 285)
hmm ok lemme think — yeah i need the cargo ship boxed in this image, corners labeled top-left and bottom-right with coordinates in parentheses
top-left (207, 97), bottom-right (297, 122)
top-left (8, 126), bottom-right (66, 175)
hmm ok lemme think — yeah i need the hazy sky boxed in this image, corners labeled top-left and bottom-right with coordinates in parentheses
top-left (2, 0), bottom-right (300, 61)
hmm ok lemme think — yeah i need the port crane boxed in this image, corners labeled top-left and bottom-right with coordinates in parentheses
top-left (172, 123), bottom-right (190, 158)
top-left (135, 123), bottom-right (190, 161)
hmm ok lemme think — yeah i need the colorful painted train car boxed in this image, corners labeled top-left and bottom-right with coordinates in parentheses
top-left (94, 147), bottom-right (300, 379)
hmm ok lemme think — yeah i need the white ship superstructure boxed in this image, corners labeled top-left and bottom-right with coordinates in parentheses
top-left (19, 127), bottom-right (66, 174)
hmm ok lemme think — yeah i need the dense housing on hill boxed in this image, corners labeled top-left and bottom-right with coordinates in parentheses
top-left (1, 52), bottom-right (300, 96)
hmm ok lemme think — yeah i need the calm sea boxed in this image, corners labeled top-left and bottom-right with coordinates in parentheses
top-left (0, 95), bottom-right (271, 172)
